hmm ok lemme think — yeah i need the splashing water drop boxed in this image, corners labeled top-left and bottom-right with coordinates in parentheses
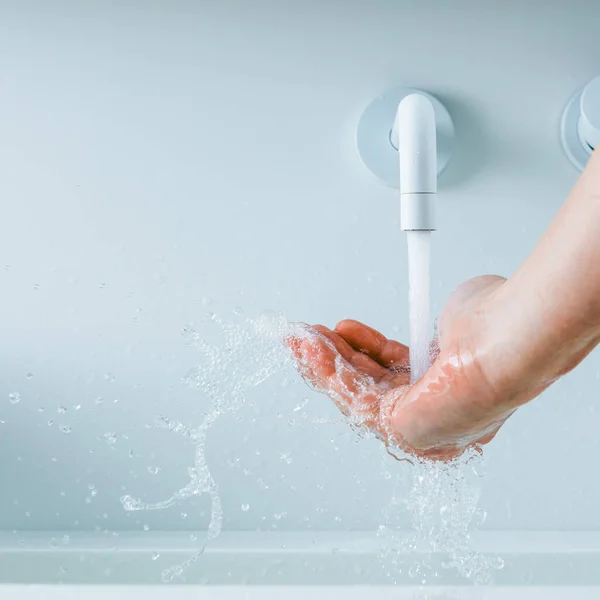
top-left (279, 452), bottom-right (293, 464)
top-left (120, 312), bottom-right (301, 580)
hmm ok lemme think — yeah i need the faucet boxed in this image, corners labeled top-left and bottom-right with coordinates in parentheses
top-left (392, 94), bottom-right (437, 232)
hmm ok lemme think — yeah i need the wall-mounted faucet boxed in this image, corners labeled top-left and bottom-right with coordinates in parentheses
top-left (356, 89), bottom-right (451, 380)
top-left (355, 86), bottom-right (454, 193)
top-left (394, 94), bottom-right (437, 232)
top-left (561, 76), bottom-right (600, 171)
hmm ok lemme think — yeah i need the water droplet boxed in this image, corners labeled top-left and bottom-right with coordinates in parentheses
top-left (58, 405), bottom-right (67, 414)
top-left (180, 512), bottom-right (188, 519)
top-left (61, 535), bottom-right (70, 544)
top-left (98, 283), bottom-right (106, 289)
top-left (49, 538), bottom-right (59, 548)
top-left (8, 392), bottom-right (21, 404)
top-left (147, 466), bottom-right (160, 475)
top-left (60, 425), bottom-right (72, 434)
top-left (32, 284), bottom-right (40, 290)
top-left (279, 452), bottom-right (292, 464)
top-left (38, 407), bottom-right (45, 412)
top-left (74, 404), bottom-right (82, 411)
top-left (293, 398), bottom-right (309, 412)
top-left (103, 432), bottom-right (117, 445)
top-left (143, 524), bottom-right (150, 532)
top-left (95, 397), bottom-right (104, 405)
top-left (26, 373), bottom-right (34, 380)
top-left (241, 504), bottom-right (250, 512)
top-left (152, 552), bottom-right (160, 561)
top-left (104, 373), bottom-right (115, 382)
top-left (47, 419), bottom-right (54, 426)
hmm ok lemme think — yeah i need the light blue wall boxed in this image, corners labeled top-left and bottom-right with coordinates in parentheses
top-left (0, 0), bottom-right (599, 533)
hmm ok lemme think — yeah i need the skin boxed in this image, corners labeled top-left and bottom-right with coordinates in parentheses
top-left (289, 148), bottom-right (600, 460)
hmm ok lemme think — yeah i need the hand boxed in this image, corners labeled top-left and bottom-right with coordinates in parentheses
top-left (289, 275), bottom-right (522, 460)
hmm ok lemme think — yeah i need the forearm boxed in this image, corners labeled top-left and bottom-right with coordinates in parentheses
top-left (485, 148), bottom-right (600, 403)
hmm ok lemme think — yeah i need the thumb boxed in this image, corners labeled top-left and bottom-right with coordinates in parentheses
top-left (438, 275), bottom-right (506, 339)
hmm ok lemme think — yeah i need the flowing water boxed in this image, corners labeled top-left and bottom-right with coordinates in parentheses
top-left (120, 312), bottom-right (304, 582)
top-left (407, 231), bottom-right (432, 383)
top-left (115, 231), bottom-right (499, 585)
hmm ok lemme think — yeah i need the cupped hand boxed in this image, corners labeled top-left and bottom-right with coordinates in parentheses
top-left (288, 275), bottom-right (519, 460)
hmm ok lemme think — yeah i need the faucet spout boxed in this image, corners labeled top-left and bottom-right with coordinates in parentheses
top-left (393, 93), bottom-right (437, 231)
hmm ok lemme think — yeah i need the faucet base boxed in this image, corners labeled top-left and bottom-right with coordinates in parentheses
top-left (561, 86), bottom-right (594, 172)
top-left (356, 87), bottom-right (454, 189)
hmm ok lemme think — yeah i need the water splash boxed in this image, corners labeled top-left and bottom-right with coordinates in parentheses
top-left (120, 311), bottom-right (302, 582)
top-left (379, 447), bottom-right (504, 586)
top-left (117, 310), bottom-right (497, 586)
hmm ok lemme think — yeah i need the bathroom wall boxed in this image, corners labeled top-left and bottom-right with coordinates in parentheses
top-left (0, 0), bottom-right (599, 533)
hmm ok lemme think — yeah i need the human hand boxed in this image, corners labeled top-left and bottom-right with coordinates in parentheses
top-left (289, 275), bottom-right (524, 460)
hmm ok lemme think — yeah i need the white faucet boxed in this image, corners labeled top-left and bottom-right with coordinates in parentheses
top-left (392, 93), bottom-right (437, 232)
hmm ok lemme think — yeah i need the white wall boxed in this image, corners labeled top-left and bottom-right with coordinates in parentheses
top-left (0, 0), bottom-right (599, 533)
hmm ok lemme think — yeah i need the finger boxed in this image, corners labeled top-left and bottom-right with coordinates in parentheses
top-left (297, 335), bottom-right (360, 398)
top-left (285, 335), bottom-right (304, 360)
top-left (334, 319), bottom-right (409, 368)
top-left (312, 325), bottom-right (354, 361)
top-left (438, 275), bottom-right (506, 337)
top-left (349, 351), bottom-right (390, 380)
top-left (296, 335), bottom-right (381, 419)
top-left (313, 325), bottom-right (390, 380)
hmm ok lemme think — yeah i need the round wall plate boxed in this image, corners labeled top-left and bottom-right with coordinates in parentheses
top-left (561, 88), bottom-right (593, 172)
top-left (356, 87), bottom-right (455, 188)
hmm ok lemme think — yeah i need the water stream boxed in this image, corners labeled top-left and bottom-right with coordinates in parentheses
top-left (407, 230), bottom-right (432, 383)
